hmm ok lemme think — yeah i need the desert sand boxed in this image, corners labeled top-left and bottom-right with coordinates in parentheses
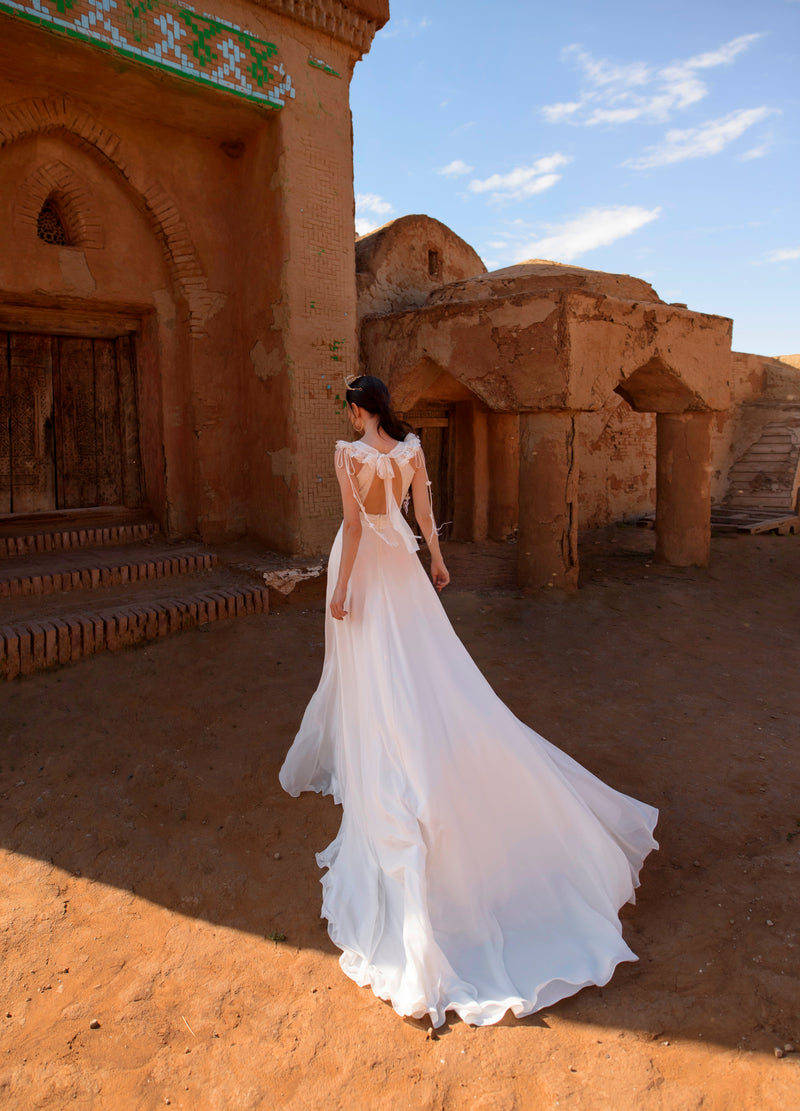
top-left (1, 528), bottom-right (799, 1110)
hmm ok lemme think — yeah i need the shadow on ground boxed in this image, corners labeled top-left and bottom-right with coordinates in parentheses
top-left (1, 529), bottom-right (799, 1075)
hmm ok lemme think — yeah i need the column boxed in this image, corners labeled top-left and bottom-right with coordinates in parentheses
top-left (655, 411), bottom-right (713, 566)
top-left (451, 402), bottom-right (489, 541)
top-left (487, 413), bottom-right (519, 541)
top-left (517, 411), bottom-right (579, 591)
top-left (473, 408), bottom-right (489, 541)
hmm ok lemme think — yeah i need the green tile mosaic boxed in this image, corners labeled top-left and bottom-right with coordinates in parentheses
top-left (0, 0), bottom-right (294, 109)
top-left (308, 55), bottom-right (340, 78)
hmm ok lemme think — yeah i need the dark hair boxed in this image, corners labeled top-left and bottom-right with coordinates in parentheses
top-left (346, 375), bottom-right (411, 442)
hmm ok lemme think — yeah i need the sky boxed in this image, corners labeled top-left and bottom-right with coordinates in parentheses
top-left (350, 0), bottom-right (800, 356)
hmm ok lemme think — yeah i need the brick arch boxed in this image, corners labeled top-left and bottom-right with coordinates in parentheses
top-left (16, 159), bottom-right (104, 249)
top-left (0, 95), bottom-right (216, 336)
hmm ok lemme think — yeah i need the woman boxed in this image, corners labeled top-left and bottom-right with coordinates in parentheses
top-left (280, 375), bottom-right (658, 1028)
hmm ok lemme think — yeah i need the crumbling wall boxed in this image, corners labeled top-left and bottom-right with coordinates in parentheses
top-left (578, 397), bottom-right (656, 528)
top-left (356, 215), bottom-right (485, 319)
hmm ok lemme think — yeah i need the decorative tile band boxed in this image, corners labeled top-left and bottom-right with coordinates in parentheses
top-left (0, 0), bottom-right (295, 109)
top-left (308, 55), bottom-right (340, 78)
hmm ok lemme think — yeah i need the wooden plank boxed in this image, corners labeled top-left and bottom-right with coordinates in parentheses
top-left (728, 494), bottom-right (793, 504)
top-left (116, 336), bottom-right (142, 509)
top-left (728, 469), bottom-right (792, 477)
top-left (750, 517), bottom-right (800, 535)
top-left (93, 338), bottom-right (124, 505)
top-left (0, 307), bottom-right (139, 338)
top-left (54, 336), bottom-right (97, 509)
top-left (9, 333), bottom-right (56, 513)
top-left (738, 446), bottom-right (792, 455)
top-left (0, 334), bottom-right (9, 514)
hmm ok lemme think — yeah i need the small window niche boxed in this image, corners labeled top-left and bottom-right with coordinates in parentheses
top-left (427, 249), bottom-right (440, 280)
top-left (37, 196), bottom-right (72, 246)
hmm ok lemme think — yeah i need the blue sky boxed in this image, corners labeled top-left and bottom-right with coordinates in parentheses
top-left (351, 0), bottom-right (799, 356)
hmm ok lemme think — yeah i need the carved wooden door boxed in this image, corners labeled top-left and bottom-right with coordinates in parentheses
top-left (0, 333), bottom-right (57, 513)
top-left (0, 331), bottom-right (141, 513)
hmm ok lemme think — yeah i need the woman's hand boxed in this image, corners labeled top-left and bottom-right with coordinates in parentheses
top-left (430, 558), bottom-right (450, 592)
top-left (330, 583), bottom-right (349, 620)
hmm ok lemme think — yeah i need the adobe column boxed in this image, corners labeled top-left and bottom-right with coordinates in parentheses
top-left (487, 413), bottom-right (519, 541)
top-left (517, 411), bottom-right (579, 591)
top-left (655, 411), bottom-right (713, 566)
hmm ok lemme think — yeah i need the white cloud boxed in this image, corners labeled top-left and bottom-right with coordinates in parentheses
top-left (468, 154), bottom-right (570, 202)
top-left (542, 34), bottom-right (764, 127)
top-left (356, 192), bottom-right (392, 215)
top-left (508, 205), bottom-right (662, 263)
top-left (626, 107), bottom-right (773, 168)
top-left (682, 36), bottom-right (762, 70)
top-left (739, 143), bottom-right (770, 161)
top-left (541, 100), bottom-right (584, 123)
top-left (766, 247), bottom-right (800, 262)
top-left (437, 159), bottom-right (474, 176)
top-left (355, 192), bottom-right (393, 236)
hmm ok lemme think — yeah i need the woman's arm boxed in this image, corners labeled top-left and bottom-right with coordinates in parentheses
top-left (330, 457), bottom-right (363, 620)
top-left (410, 458), bottom-right (450, 592)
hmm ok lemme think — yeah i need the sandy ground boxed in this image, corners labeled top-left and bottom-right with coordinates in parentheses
top-left (1, 527), bottom-right (799, 1111)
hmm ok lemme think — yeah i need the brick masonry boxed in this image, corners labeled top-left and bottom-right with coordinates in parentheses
top-left (0, 1), bottom-right (388, 556)
top-left (290, 131), bottom-right (361, 553)
top-left (0, 95), bottom-right (218, 336)
top-left (0, 552), bottom-right (217, 597)
top-left (0, 584), bottom-right (269, 680)
top-left (0, 522), bottom-right (158, 558)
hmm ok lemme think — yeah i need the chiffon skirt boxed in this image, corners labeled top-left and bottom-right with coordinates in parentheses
top-left (279, 515), bottom-right (658, 1027)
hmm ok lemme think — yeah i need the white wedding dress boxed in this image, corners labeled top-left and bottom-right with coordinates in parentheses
top-left (280, 433), bottom-right (658, 1028)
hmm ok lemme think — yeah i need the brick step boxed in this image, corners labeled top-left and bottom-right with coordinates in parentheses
top-left (0, 574), bottom-right (269, 680)
top-left (0, 542), bottom-right (217, 599)
top-left (0, 520), bottom-right (159, 559)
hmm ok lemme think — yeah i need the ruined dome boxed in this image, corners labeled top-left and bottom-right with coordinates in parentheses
top-left (356, 215), bottom-right (486, 318)
top-left (427, 259), bottom-right (662, 306)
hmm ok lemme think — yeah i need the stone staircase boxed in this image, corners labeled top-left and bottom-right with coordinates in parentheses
top-left (725, 423), bottom-right (800, 511)
top-left (712, 422), bottom-right (800, 534)
top-left (0, 509), bottom-right (270, 681)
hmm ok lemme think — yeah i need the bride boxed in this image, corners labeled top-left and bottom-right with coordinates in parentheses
top-left (279, 375), bottom-right (658, 1028)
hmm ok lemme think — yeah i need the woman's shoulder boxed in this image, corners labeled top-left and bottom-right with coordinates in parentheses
top-left (398, 432), bottom-right (423, 462)
top-left (334, 433), bottom-right (422, 464)
top-left (335, 438), bottom-right (371, 454)
top-left (334, 438), bottom-right (373, 469)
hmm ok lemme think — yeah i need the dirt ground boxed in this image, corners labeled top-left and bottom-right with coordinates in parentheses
top-left (1, 526), bottom-right (799, 1111)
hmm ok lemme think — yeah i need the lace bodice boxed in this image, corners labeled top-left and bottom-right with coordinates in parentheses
top-left (334, 433), bottom-right (423, 501)
top-left (334, 432), bottom-right (434, 552)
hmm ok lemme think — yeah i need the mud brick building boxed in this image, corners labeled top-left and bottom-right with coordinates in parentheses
top-left (0, 0), bottom-right (388, 553)
top-left (357, 216), bottom-right (800, 590)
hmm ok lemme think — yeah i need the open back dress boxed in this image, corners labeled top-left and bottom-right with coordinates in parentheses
top-left (279, 432), bottom-right (658, 1028)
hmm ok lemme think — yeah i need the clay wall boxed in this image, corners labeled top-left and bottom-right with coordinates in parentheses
top-left (577, 398), bottom-right (656, 528)
top-left (578, 350), bottom-right (800, 526)
top-left (0, 0), bottom-right (387, 554)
